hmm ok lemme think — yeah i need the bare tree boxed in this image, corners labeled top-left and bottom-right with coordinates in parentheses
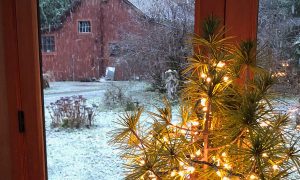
top-left (117, 0), bottom-right (194, 92)
top-left (257, 0), bottom-right (300, 93)
top-left (258, 0), bottom-right (293, 63)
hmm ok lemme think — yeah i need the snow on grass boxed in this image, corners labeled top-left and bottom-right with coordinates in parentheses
top-left (44, 81), bottom-right (300, 180)
top-left (44, 81), bottom-right (163, 180)
top-left (46, 113), bottom-right (124, 180)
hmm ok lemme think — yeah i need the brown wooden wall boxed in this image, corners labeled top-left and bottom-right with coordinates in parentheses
top-left (195, 0), bottom-right (259, 43)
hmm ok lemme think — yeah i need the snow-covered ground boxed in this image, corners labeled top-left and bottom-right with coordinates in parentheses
top-left (44, 81), bottom-right (300, 180)
top-left (44, 81), bottom-right (163, 180)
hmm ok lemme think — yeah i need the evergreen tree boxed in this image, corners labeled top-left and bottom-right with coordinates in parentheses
top-left (110, 17), bottom-right (300, 180)
top-left (39, 0), bottom-right (81, 32)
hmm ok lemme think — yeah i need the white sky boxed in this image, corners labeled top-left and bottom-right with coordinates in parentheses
top-left (129, 0), bottom-right (153, 13)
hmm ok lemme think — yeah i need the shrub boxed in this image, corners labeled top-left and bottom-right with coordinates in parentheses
top-left (103, 83), bottom-right (127, 108)
top-left (103, 83), bottom-right (139, 111)
top-left (47, 95), bottom-right (98, 129)
top-left (124, 99), bottom-right (138, 112)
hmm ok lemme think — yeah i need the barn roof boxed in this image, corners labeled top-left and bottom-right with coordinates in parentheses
top-left (123, 0), bottom-right (147, 17)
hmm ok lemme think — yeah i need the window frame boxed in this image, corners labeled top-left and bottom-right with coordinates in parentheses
top-left (77, 20), bottom-right (92, 34)
top-left (41, 35), bottom-right (55, 53)
top-left (0, 0), bottom-right (47, 179)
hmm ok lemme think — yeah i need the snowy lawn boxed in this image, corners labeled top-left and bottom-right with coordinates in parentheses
top-left (44, 81), bottom-right (163, 180)
top-left (43, 81), bottom-right (300, 180)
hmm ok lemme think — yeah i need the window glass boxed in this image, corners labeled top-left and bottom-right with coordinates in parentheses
top-left (41, 36), bottom-right (55, 52)
top-left (78, 21), bottom-right (91, 33)
top-left (39, 0), bottom-right (195, 179)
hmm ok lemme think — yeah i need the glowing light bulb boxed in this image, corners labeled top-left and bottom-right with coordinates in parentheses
top-left (224, 163), bottom-right (231, 170)
top-left (171, 170), bottom-right (177, 177)
top-left (179, 161), bottom-right (184, 166)
top-left (216, 170), bottom-right (222, 177)
top-left (282, 63), bottom-right (289, 67)
top-left (217, 61), bottom-right (225, 68)
top-left (216, 159), bottom-right (220, 166)
top-left (201, 73), bottom-right (207, 78)
top-left (206, 77), bottom-right (212, 83)
top-left (222, 152), bottom-right (227, 157)
top-left (180, 129), bottom-right (186, 134)
top-left (178, 171), bottom-right (184, 177)
top-left (203, 107), bottom-right (208, 111)
top-left (262, 153), bottom-right (268, 157)
top-left (273, 165), bottom-right (279, 170)
top-left (149, 174), bottom-right (156, 178)
top-left (223, 76), bottom-right (229, 81)
top-left (139, 160), bottom-right (145, 165)
top-left (163, 136), bottom-right (168, 142)
top-left (201, 98), bottom-right (207, 106)
top-left (191, 121), bottom-right (199, 126)
top-left (196, 149), bottom-right (201, 156)
top-left (187, 166), bottom-right (195, 173)
top-left (250, 174), bottom-right (257, 179)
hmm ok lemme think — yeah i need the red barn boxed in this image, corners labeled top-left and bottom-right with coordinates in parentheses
top-left (41, 0), bottom-right (146, 81)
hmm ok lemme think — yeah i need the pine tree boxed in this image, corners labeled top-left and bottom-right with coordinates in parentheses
top-left (110, 17), bottom-right (300, 180)
top-left (39, 0), bottom-right (81, 32)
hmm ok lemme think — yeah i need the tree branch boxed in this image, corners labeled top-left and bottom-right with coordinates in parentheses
top-left (208, 130), bottom-right (245, 151)
top-left (191, 160), bottom-right (245, 179)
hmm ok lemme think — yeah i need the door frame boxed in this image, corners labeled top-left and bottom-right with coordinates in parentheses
top-left (1, 0), bottom-right (46, 179)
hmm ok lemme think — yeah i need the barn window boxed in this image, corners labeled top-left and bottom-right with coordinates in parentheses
top-left (78, 21), bottom-right (91, 33)
top-left (41, 36), bottom-right (55, 53)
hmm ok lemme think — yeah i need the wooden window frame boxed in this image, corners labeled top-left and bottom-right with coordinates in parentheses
top-left (78, 20), bottom-right (92, 34)
top-left (41, 35), bottom-right (56, 53)
top-left (0, 0), bottom-right (46, 179)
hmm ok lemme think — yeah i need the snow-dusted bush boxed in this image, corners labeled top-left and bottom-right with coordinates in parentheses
top-left (124, 101), bottom-right (137, 112)
top-left (103, 83), bottom-right (139, 111)
top-left (47, 95), bottom-right (97, 129)
top-left (103, 84), bottom-right (126, 108)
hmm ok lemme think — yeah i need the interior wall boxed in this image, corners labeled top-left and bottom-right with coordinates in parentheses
top-left (0, 1), bottom-right (12, 179)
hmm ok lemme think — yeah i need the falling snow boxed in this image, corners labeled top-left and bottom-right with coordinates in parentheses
top-left (43, 81), bottom-right (300, 180)
top-left (44, 81), bottom-right (162, 180)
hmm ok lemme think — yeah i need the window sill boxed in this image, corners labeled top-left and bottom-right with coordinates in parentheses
top-left (42, 52), bottom-right (57, 56)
